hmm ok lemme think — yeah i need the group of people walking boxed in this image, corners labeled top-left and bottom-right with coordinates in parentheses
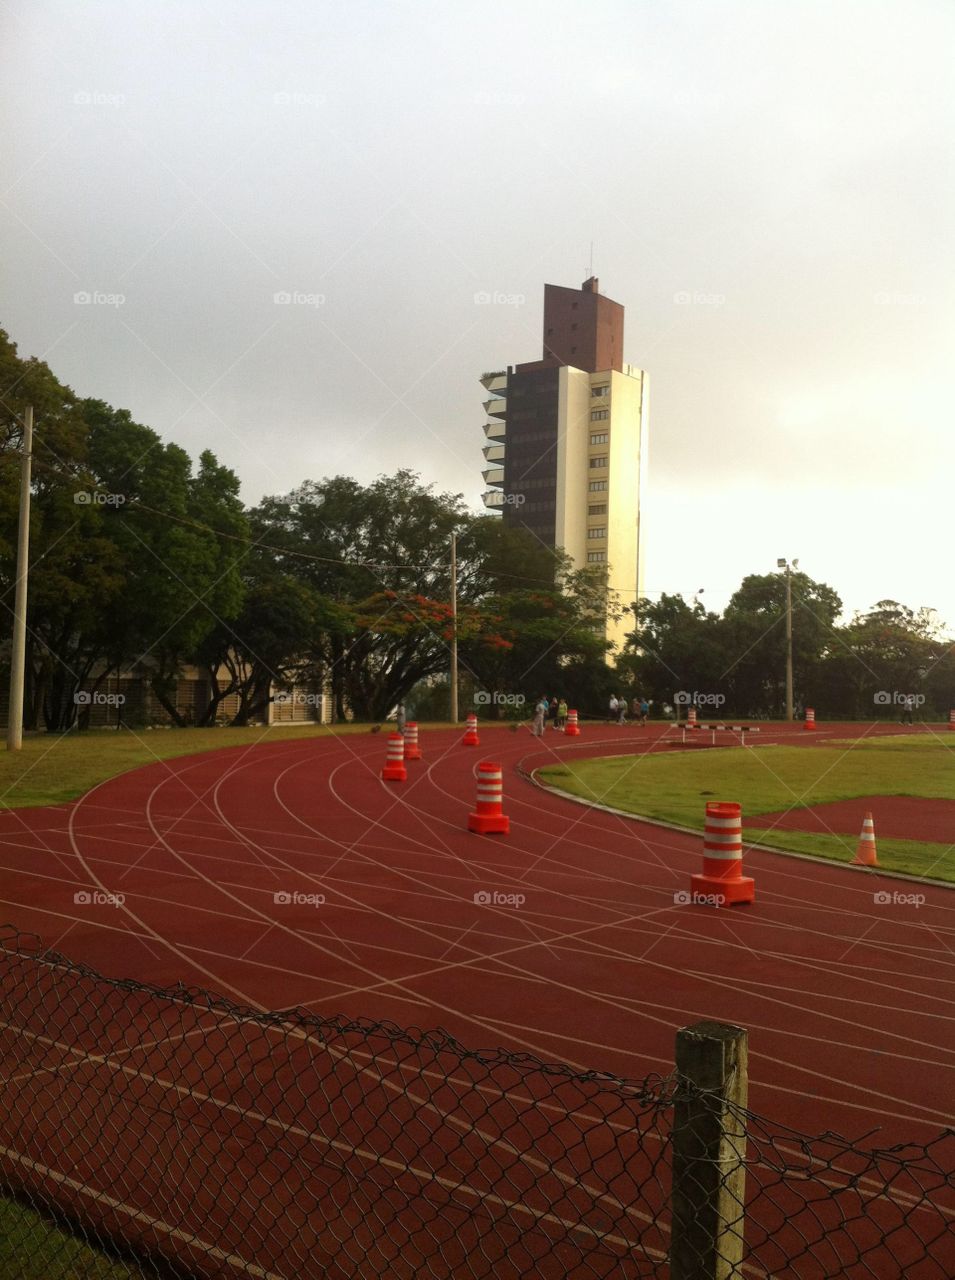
top-left (531, 695), bottom-right (568, 736)
top-left (609, 695), bottom-right (650, 726)
top-left (528, 694), bottom-right (651, 736)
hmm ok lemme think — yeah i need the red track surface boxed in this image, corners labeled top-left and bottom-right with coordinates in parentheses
top-left (749, 794), bottom-right (955, 843)
top-left (1, 720), bottom-right (953, 1276)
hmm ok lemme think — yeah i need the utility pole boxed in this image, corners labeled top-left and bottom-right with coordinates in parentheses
top-left (7, 406), bottom-right (33, 751)
top-left (449, 531), bottom-right (458, 723)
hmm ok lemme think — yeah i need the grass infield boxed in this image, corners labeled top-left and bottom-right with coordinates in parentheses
top-left (538, 735), bottom-right (955, 883)
top-left (0, 723), bottom-right (452, 811)
top-left (0, 1195), bottom-right (149, 1278)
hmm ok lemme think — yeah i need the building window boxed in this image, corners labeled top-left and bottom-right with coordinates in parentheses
top-left (590, 456), bottom-right (608, 469)
top-left (587, 551), bottom-right (607, 563)
top-left (591, 385), bottom-right (608, 398)
top-left (587, 527), bottom-right (606, 539)
top-left (588, 503), bottom-right (607, 515)
top-left (591, 410), bottom-right (609, 422)
top-left (588, 480), bottom-right (608, 492)
top-left (590, 432), bottom-right (608, 445)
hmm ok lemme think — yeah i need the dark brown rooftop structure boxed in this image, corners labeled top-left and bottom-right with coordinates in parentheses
top-left (517, 276), bottom-right (625, 375)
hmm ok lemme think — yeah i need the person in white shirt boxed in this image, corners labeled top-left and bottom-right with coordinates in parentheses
top-left (532, 698), bottom-right (548, 736)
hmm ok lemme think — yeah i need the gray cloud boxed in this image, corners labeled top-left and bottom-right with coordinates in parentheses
top-left (2, 0), bottom-right (952, 622)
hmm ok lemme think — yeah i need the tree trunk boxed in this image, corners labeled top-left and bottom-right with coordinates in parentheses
top-left (150, 675), bottom-right (186, 728)
top-left (197, 663), bottom-right (235, 726)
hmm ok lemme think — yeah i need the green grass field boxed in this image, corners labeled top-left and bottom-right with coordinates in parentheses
top-left (538, 735), bottom-right (955, 882)
top-left (0, 1196), bottom-right (148, 1279)
top-left (0, 722), bottom-right (446, 811)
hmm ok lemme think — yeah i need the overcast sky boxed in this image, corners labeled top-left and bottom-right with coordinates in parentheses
top-left (2, 0), bottom-right (952, 626)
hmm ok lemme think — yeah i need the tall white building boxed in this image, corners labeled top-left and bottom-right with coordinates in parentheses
top-left (481, 277), bottom-right (648, 651)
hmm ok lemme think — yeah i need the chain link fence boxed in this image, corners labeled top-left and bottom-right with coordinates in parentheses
top-left (0, 926), bottom-right (951, 1278)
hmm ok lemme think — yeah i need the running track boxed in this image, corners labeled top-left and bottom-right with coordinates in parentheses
top-left (2, 719), bottom-right (952, 1143)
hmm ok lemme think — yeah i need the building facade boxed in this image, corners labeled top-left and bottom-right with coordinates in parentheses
top-left (0, 665), bottom-right (334, 731)
top-left (480, 277), bottom-right (648, 650)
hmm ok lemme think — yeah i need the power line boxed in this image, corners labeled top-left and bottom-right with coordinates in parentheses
top-left (20, 447), bottom-right (662, 597)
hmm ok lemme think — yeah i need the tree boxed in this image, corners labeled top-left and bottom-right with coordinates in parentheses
top-left (0, 346), bottom-right (132, 730)
top-left (618, 593), bottom-right (727, 711)
top-left (459, 564), bottom-right (611, 719)
top-left (721, 572), bottom-right (842, 716)
top-left (253, 470), bottom-right (469, 720)
top-left (817, 601), bottom-right (948, 719)
top-left (196, 570), bottom-right (338, 726)
top-left (0, 343), bottom-right (249, 730)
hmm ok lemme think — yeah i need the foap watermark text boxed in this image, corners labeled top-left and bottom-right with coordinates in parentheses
top-left (274, 290), bottom-right (325, 307)
top-left (274, 890), bottom-right (325, 907)
top-left (674, 890), bottom-right (726, 908)
top-left (474, 290), bottom-right (525, 307)
top-left (74, 291), bottom-right (125, 307)
top-left (473, 889), bottom-right (525, 908)
top-left (474, 691), bottom-right (525, 707)
top-left (74, 890), bottom-right (125, 907)
top-left (674, 690), bottom-right (725, 708)
top-left (674, 291), bottom-right (725, 306)
top-left (74, 491), bottom-right (126, 506)
top-left (274, 691), bottom-right (322, 707)
top-left (874, 891), bottom-right (925, 908)
top-left (75, 691), bottom-right (125, 707)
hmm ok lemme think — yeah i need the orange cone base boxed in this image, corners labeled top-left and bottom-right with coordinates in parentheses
top-left (804, 723), bottom-right (816, 731)
top-left (468, 812), bottom-right (510, 835)
top-left (851, 847), bottom-right (878, 867)
top-left (405, 747), bottom-right (422, 761)
top-left (381, 765), bottom-right (407, 782)
top-left (690, 872), bottom-right (755, 906)
top-left (462, 733), bottom-right (480, 747)
top-left (564, 726), bottom-right (580, 737)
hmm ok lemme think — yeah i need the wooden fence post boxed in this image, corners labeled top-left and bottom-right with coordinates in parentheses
top-left (671, 1021), bottom-right (749, 1280)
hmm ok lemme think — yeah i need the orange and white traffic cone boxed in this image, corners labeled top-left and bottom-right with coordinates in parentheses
top-left (687, 706), bottom-right (698, 730)
top-left (949, 709), bottom-right (955, 732)
top-left (689, 801), bottom-right (755, 906)
top-left (462, 713), bottom-right (480, 746)
top-left (565, 709), bottom-right (580, 737)
top-left (404, 721), bottom-right (421, 761)
top-left (467, 761), bottom-right (510, 835)
top-left (381, 733), bottom-right (407, 782)
top-left (803, 707), bottom-right (816, 731)
top-left (851, 812), bottom-right (878, 867)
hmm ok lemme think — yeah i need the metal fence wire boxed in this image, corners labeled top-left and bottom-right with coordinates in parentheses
top-left (0, 926), bottom-right (951, 1279)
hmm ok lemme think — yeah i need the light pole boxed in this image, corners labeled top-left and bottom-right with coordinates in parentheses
top-left (776, 557), bottom-right (798, 721)
top-left (7, 406), bottom-right (33, 752)
top-left (449, 531), bottom-right (458, 724)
